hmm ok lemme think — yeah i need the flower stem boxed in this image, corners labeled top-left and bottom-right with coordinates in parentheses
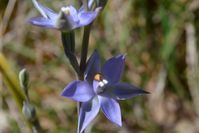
top-left (61, 32), bottom-right (80, 76)
top-left (80, 25), bottom-right (92, 77)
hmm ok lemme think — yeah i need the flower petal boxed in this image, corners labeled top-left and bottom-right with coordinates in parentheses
top-left (99, 96), bottom-right (122, 126)
top-left (85, 50), bottom-right (101, 82)
top-left (29, 17), bottom-right (55, 28)
top-left (32, 0), bottom-right (57, 19)
top-left (61, 80), bottom-right (95, 102)
top-left (67, 6), bottom-right (79, 23)
top-left (109, 83), bottom-right (149, 100)
top-left (102, 54), bottom-right (125, 83)
top-left (78, 7), bottom-right (101, 27)
top-left (78, 97), bottom-right (100, 133)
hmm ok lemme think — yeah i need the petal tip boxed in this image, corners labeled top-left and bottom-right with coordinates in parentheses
top-left (122, 54), bottom-right (126, 60)
top-left (60, 90), bottom-right (65, 97)
top-left (116, 120), bottom-right (122, 127)
top-left (122, 54), bottom-right (127, 59)
top-left (28, 18), bottom-right (36, 24)
top-left (60, 87), bottom-right (69, 97)
top-left (119, 122), bottom-right (122, 127)
top-left (95, 7), bottom-right (103, 12)
top-left (115, 54), bottom-right (126, 60)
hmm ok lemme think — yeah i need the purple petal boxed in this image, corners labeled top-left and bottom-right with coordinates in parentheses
top-left (78, 7), bottom-right (101, 27)
top-left (67, 6), bottom-right (79, 23)
top-left (93, 80), bottom-right (99, 94)
top-left (99, 96), bottom-right (122, 126)
top-left (102, 54), bottom-right (125, 83)
top-left (32, 0), bottom-right (57, 19)
top-left (88, 0), bottom-right (95, 9)
top-left (78, 97), bottom-right (100, 133)
top-left (29, 17), bottom-right (55, 28)
top-left (61, 80), bottom-right (95, 102)
top-left (109, 83), bottom-right (149, 100)
top-left (85, 50), bottom-right (101, 82)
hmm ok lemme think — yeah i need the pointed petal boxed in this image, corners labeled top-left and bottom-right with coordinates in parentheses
top-left (85, 50), bottom-right (101, 82)
top-left (61, 80), bottom-right (95, 102)
top-left (93, 80), bottom-right (99, 93)
top-left (102, 54), bottom-right (125, 83)
top-left (88, 0), bottom-right (95, 9)
top-left (29, 17), bottom-right (55, 28)
top-left (109, 83), bottom-right (149, 100)
top-left (99, 96), bottom-right (122, 126)
top-left (67, 6), bottom-right (79, 23)
top-left (78, 7), bottom-right (101, 27)
top-left (32, 0), bottom-right (57, 19)
top-left (78, 97), bottom-right (100, 133)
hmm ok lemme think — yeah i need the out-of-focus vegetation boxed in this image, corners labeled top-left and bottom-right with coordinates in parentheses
top-left (1, 0), bottom-right (199, 132)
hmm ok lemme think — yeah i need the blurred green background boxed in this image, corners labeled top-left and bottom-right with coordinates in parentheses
top-left (1, 0), bottom-right (199, 132)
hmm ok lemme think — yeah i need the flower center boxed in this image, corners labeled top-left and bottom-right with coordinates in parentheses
top-left (61, 7), bottom-right (71, 15)
top-left (94, 73), bottom-right (103, 81)
top-left (94, 73), bottom-right (108, 94)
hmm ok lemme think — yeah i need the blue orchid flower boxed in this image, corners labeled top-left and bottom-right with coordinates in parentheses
top-left (61, 51), bottom-right (148, 133)
top-left (29, 0), bottom-right (101, 31)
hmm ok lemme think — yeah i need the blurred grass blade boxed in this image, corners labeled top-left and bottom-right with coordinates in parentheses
top-left (0, 53), bottom-right (36, 132)
top-left (0, 53), bottom-right (25, 110)
top-left (185, 22), bottom-right (199, 116)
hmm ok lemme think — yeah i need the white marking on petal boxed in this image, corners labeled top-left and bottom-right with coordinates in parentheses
top-left (32, 0), bottom-right (48, 18)
top-left (102, 79), bottom-right (108, 84)
top-left (99, 82), bottom-right (104, 87)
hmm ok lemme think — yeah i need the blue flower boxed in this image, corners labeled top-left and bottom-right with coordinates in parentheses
top-left (61, 51), bottom-right (148, 133)
top-left (29, 0), bottom-right (101, 31)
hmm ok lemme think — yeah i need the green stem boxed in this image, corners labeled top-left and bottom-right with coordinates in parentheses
top-left (61, 32), bottom-right (80, 76)
top-left (70, 31), bottom-right (75, 53)
top-left (31, 112), bottom-right (43, 133)
top-left (80, 25), bottom-right (92, 77)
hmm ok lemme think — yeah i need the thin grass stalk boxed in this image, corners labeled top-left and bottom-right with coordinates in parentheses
top-left (0, 53), bottom-right (34, 133)
top-left (185, 22), bottom-right (199, 116)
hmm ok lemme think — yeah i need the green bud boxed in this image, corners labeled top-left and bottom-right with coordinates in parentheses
top-left (22, 101), bottom-right (36, 122)
top-left (19, 69), bottom-right (29, 94)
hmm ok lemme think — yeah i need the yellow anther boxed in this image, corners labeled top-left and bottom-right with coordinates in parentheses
top-left (94, 73), bottom-right (103, 81)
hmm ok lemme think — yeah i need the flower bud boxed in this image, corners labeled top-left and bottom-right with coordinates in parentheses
top-left (22, 101), bottom-right (36, 122)
top-left (19, 69), bottom-right (29, 94)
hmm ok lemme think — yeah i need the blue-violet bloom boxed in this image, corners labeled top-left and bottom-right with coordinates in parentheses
top-left (61, 51), bottom-right (148, 133)
top-left (29, 0), bottom-right (101, 31)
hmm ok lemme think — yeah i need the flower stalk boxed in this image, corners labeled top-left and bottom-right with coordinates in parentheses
top-left (19, 69), bottom-right (43, 133)
top-left (61, 32), bottom-right (81, 76)
top-left (80, 24), bottom-right (92, 79)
